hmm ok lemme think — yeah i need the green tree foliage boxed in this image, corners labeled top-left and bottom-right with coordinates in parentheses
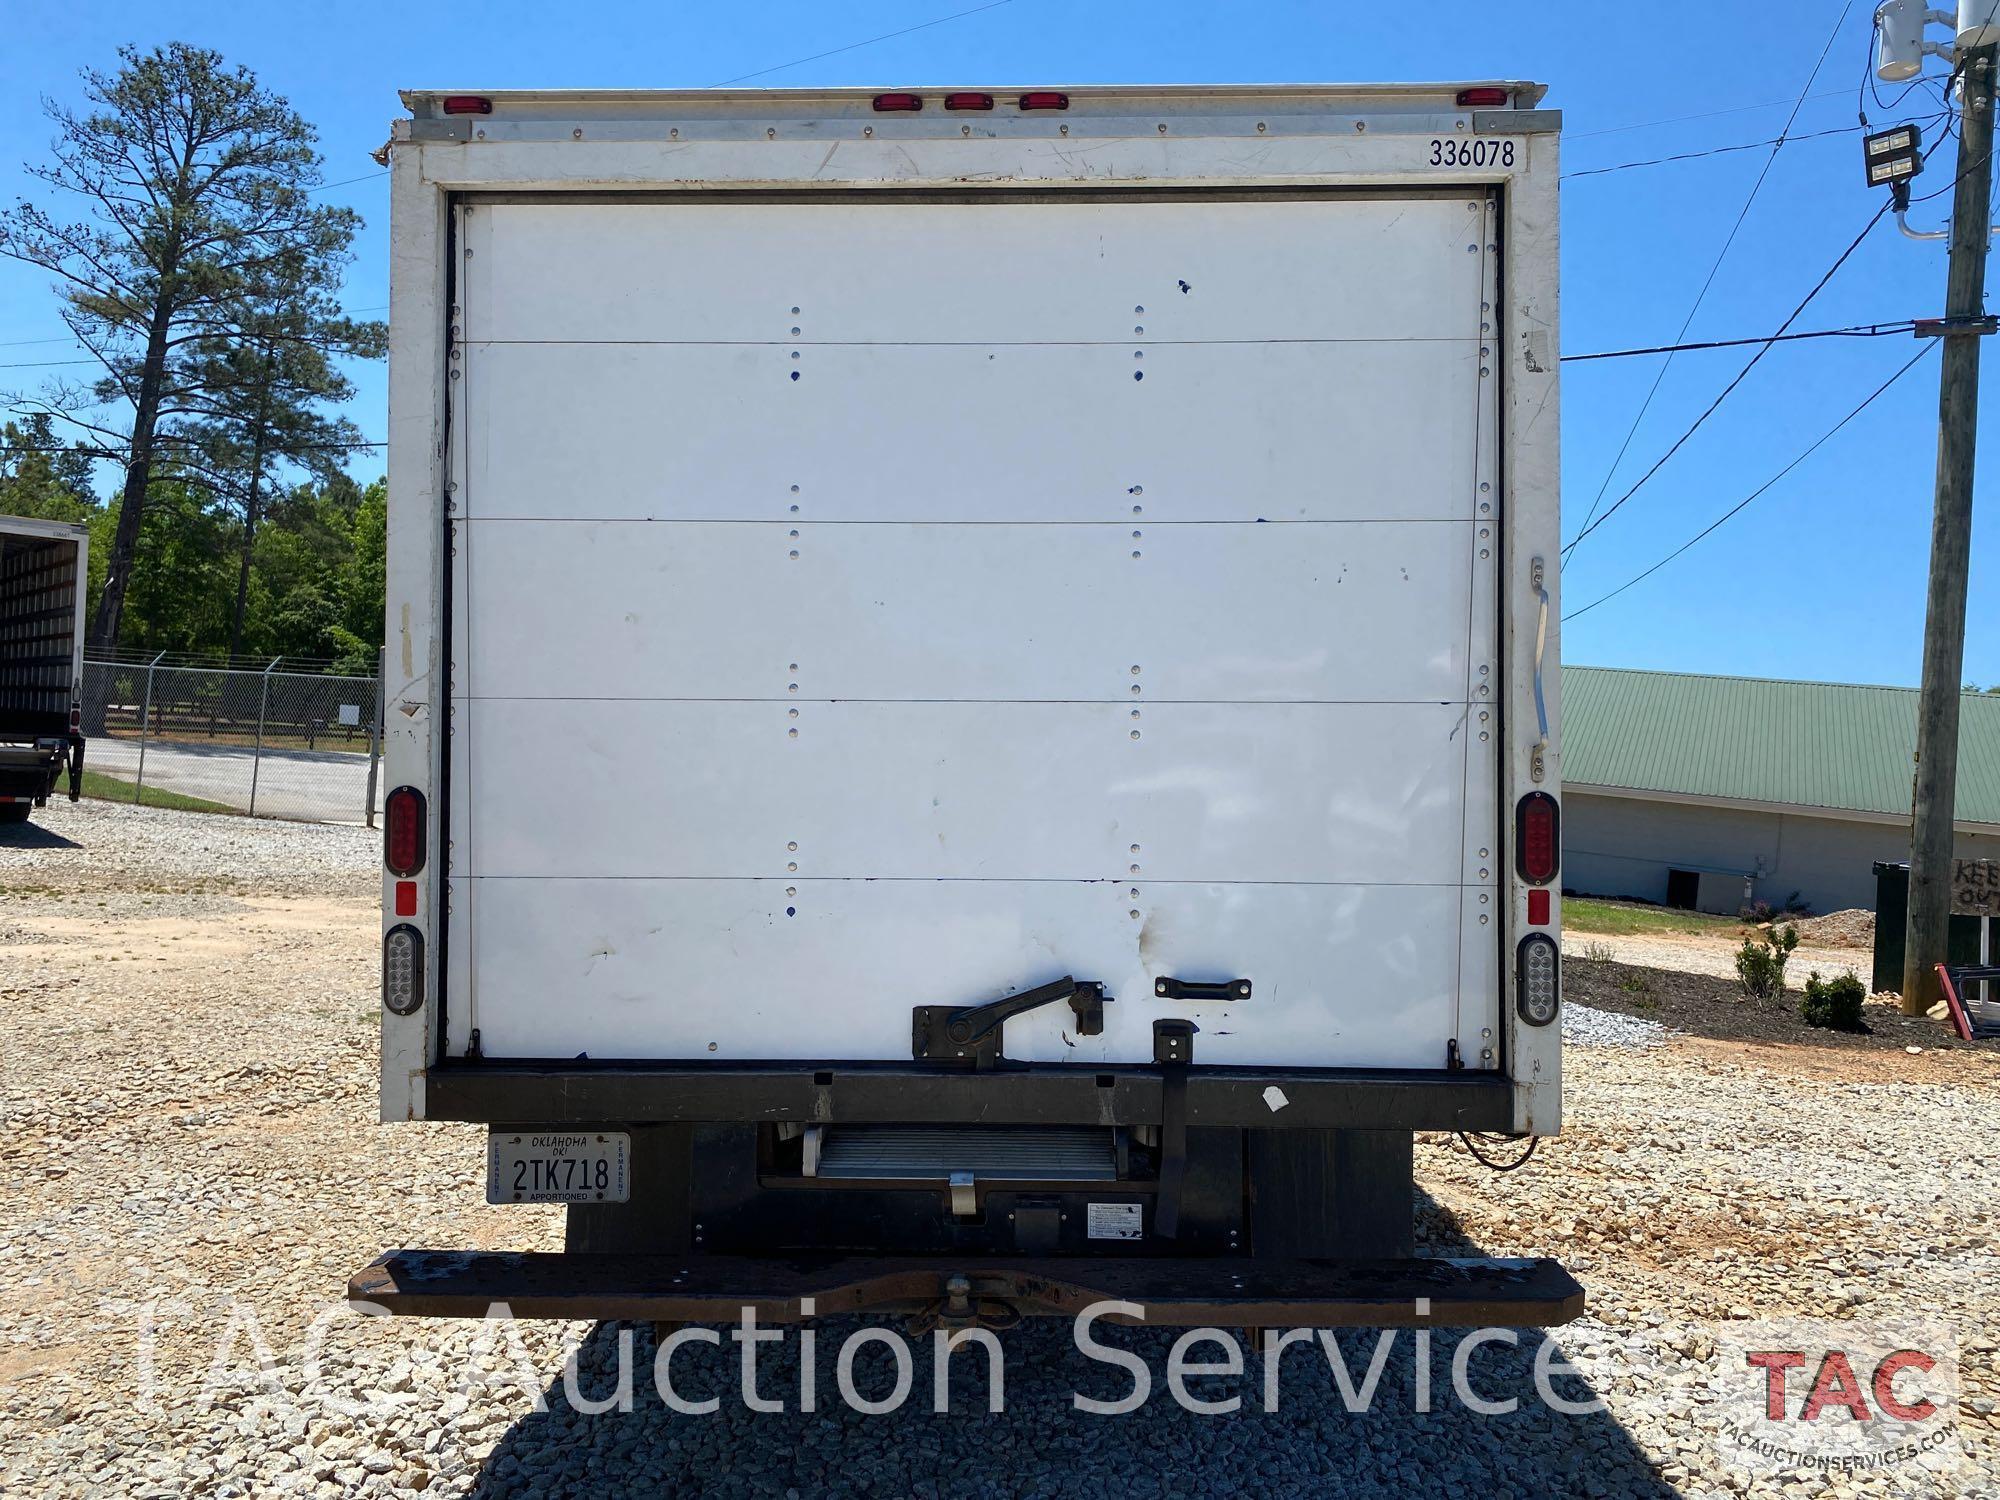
top-left (0, 42), bottom-right (367, 649)
top-left (180, 243), bottom-right (385, 656)
top-left (3, 424), bottom-right (385, 667)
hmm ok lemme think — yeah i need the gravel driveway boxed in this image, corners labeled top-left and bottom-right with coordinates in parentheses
top-left (2, 801), bottom-right (1997, 1497)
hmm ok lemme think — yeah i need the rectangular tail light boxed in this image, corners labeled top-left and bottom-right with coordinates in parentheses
top-left (1516, 792), bottom-right (1559, 885)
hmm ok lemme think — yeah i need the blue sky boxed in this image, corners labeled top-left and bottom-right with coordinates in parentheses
top-left (2, 0), bottom-right (1993, 687)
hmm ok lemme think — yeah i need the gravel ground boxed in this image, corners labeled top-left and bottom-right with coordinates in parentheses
top-left (3, 800), bottom-right (1997, 1497)
top-left (1563, 1003), bottom-right (1673, 1050)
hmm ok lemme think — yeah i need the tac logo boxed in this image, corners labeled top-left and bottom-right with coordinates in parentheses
top-left (1713, 1319), bottom-right (1962, 1479)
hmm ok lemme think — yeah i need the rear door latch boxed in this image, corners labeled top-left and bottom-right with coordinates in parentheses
top-left (913, 975), bottom-right (1110, 1068)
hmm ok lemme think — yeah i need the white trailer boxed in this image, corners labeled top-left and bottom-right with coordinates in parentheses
top-left (0, 515), bottom-right (88, 824)
top-left (357, 82), bottom-right (1577, 1329)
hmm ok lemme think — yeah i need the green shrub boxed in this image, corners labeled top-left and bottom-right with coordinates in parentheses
top-left (1580, 940), bottom-right (1616, 964)
top-left (1801, 970), bottom-right (1868, 1033)
top-left (1736, 924), bottom-right (1799, 1000)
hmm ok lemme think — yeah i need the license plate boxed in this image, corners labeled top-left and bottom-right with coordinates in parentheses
top-left (486, 1131), bottom-right (630, 1204)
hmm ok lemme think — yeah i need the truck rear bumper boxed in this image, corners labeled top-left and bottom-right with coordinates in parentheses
top-left (420, 1064), bottom-right (1515, 1133)
top-left (350, 1250), bottom-right (1582, 1328)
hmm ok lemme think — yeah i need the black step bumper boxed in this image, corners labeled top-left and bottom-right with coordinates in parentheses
top-left (350, 1250), bottom-right (1583, 1327)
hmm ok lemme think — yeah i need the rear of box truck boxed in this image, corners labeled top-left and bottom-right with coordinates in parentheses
top-left (0, 516), bottom-right (87, 823)
top-left (357, 84), bottom-right (1578, 1330)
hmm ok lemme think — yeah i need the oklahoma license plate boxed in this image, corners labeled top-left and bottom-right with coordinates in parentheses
top-left (486, 1131), bottom-right (630, 1204)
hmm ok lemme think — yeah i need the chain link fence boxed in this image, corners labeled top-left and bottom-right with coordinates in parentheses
top-left (79, 654), bottom-right (384, 825)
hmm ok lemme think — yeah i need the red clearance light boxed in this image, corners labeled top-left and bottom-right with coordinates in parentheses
top-left (1527, 888), bottom-right (1551, 926)
top-left (385, 786), bottom-right (427, 878)
top-left (1018, 91), bottom-right (1069, 111)
top-left (395, 881), bottom-right (419, 918)
top-left (1516, 792), bottom-right (1559, 886)
top-left (441, 96), bottom-right (494, 116)
top-left (1455, 87), bottom-right (1512, 108)
top-left (872, 92), bottom-right (924, 112)
top-left (944, 92), bottom-right (996, 111)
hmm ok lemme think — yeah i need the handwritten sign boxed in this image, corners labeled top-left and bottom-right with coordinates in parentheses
top-left (1953, 859), bottom-right (2000, 918)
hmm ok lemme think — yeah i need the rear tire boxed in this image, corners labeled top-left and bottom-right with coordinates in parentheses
top-left (0, 803), bottom-right (32, 825)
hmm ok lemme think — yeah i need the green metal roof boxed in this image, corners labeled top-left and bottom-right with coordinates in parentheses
top-left (1562, 667), bottom-right (2000, 827)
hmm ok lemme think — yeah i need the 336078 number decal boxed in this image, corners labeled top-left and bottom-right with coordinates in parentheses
top-left (1429, 138), bottom-right (1516, 168)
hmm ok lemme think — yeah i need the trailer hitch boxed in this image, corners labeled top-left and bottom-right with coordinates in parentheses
top-left (912, 975), bottom-right (1109, 1068)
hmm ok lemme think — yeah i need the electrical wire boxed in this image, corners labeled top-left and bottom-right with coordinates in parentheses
top-left (1563, 318), bottom-right (1919, 362)
top-left (1564, 0), bottom-right (1859, 566)
top-left (1457, 1132), bottom-right (1539, 1171)
top-left (711, 0), bottom-right (1017, 86)
top-left (1567, 88), bottom-right (1856, 140)
top-left (1563, 341), bottom-right (1936, 623)
top-left (1561, 122), bottom-right (1867, 180)
top-left (1562, 197), bottom-right (1891, 559)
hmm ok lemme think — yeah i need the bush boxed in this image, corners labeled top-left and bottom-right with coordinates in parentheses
top-left (1801, 970), bottom-right (1868, 1033)
top-left (1580, 940), bottom-right (1616, 964)
top-left (1736, 924), bottom-right (1799, 999)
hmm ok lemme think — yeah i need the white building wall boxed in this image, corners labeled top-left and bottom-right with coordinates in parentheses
top-left (1563, 789), bottom-right (2000, 915)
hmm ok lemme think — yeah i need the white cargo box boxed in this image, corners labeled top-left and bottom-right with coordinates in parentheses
top-left (380, 84), bottom-right (1562, 1133)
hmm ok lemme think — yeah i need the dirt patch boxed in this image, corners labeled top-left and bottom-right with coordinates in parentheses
top-left (1789, 907), bottom-right (1876, 949)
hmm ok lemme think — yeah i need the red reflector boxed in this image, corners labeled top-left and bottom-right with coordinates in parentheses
top-left (1527, 888), bottom-right (1551, 926)
top-left (1516, 792), bottom-right (1559, 885)
top-left (395, 881), bottom-right (418, 917)
top-left (1455, 87), bottom-right (1511, 108)
top-left (1018, 91), bottom-right (1069, 111)
top-left (872, 92), bottom-right (923, 112)
top-left (385, 786), bottom-right (427, 878)
top-left (944, 92), bottom-right (995, 111)
top-left (442, 96), bottom-right (494, 116)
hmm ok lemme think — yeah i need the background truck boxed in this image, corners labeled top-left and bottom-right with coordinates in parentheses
top-left (355, 81), bottom-right (1579, 1331)
top-left (0, 515), bottom-right (86, 825)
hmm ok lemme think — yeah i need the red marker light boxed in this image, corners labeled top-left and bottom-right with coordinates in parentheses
top-left (442, 96), bottom-right (494, 116)
top-left (395, 881), bottom-right (418, 917)
top-left (1527, 888), bottom-right (1551, 926)
top-left (872, 93), bottom-right (924, 112)
top-left (944, 92), bottom-right (996, 111)
top-left (1018, 91), bottom-right (1070, 111)
top-left (1455, 87), bottom-right (1511, 108)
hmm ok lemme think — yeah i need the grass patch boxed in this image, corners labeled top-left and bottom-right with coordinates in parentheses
top-left (79, 770), bottom-right (236, 815)
top-left (1564, 897), bottom-right (1753, 939)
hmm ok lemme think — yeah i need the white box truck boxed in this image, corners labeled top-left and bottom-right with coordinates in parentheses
top-left (355, 82), bottom-right (1578, 1330)
top-left (0, 515), bottom-right (87, 824)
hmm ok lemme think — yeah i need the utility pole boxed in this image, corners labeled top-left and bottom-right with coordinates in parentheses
top-left (1903, 41), bottom-right (1996, 1014)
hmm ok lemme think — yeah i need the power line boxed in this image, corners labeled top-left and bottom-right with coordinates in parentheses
top-left (1563, 318), bottom-right (1919, 361)
top-left (1566, 0), bottom-right (1860, 565)
top-left (1562, 199), bottom-right (1891, 558)
top-left (1560, 86), bottom-right (1856, 141)
top-left (1563, 343), bottom-right (1936, 622)
top-left (310, 170), bottom-right (387, 194)
top-left (712, 0), bottom-right (1016, 87)
top-left (1561, 122), bottom-right (1864, 180)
